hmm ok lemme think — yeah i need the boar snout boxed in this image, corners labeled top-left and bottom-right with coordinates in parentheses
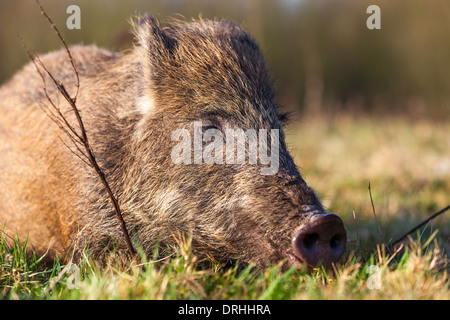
top-left (292, 213), bottom-right (347, 267)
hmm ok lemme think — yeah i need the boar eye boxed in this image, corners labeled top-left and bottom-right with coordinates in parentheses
top-left (201, 124), bottom-right (225, 142)
top-left (201, 119), bottom-right (224, 134)
top-left (202, 125), bottom-right (219, 132)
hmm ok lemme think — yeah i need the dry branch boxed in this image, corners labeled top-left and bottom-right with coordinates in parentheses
top-left (19, 1), bottom-right (136, 257)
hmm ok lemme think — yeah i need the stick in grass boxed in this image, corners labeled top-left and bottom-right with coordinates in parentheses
top-left (20, 0), bottom-right (136, 257)
top-left (389, 205), bottom-right (450, 250)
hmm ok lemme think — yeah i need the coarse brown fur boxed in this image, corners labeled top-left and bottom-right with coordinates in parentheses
top-left (0, 16), bottom-right (327, 267)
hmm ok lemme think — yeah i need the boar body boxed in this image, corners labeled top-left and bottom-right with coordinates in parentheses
top-left (0, 17), bottom-right (346, 267)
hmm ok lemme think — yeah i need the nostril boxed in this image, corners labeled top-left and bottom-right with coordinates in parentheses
top-left (303, 233), bottom-right (319, 250)
top-left (330, 235), bottom-right (343, 250)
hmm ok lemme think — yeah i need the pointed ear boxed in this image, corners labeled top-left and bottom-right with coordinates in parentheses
top-left (135, 13), bottom-right (175, 64)
top-left (133, 14), bottom-right (176, 115)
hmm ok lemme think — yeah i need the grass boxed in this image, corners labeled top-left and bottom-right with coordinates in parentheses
top-left (1, 231), bottom-right (448, 300)
top-left (1, 116), bottom-right (449, 300)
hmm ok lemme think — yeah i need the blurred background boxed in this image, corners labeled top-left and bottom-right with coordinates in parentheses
top-left (0, 0), bottom-right (449, 252)
top-left (1, 0), bottom-right (450, 118)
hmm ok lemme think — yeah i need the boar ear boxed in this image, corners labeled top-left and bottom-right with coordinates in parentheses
top-left (136, 13), bottom-right (176, 64)
top-left (134, 14), bottom-right (176, 115)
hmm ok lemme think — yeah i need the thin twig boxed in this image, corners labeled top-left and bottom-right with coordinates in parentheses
top-left (368, 182), bottom-right (391, 255)
top-left (35, 0), bottom-right (79, 101)
top-left (19, 1), bottom-right (136, 257)
top-left (18, 38), bottom-right (83, 144)
top-left (389, 205), bottom-right (450, 250)
top-left (58, 136), bottom-right (93, 169)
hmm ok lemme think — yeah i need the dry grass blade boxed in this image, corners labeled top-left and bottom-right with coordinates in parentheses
top-left (368, 182), bottom-right (391, 255)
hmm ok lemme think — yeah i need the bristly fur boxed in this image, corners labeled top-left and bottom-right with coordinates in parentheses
top-left (0, 15), bottom-right (326, 268)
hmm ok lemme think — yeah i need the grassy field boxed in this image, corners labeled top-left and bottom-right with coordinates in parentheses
top-left (1, 116), bottom-right (449, 300)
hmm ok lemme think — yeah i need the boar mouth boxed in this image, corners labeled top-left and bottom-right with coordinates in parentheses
top-left (285, 252), bottom-right (305, 267)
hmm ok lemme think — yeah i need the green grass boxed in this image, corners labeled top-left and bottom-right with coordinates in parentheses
top-left (1, 116), bottom-right (449, 300)
top-left (1, 231), bottom-right (448, 300)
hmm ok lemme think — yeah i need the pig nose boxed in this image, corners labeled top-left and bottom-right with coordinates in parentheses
top-left (292, 213), bottom-right (347, 267)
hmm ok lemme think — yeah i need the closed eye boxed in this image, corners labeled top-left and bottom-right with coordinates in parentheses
top-left (202, 125), bottom-right (220, 132)
top-left (201, 118), bottom-right (226, 140)
top-left (201, 117), bottom-right (225, 135)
